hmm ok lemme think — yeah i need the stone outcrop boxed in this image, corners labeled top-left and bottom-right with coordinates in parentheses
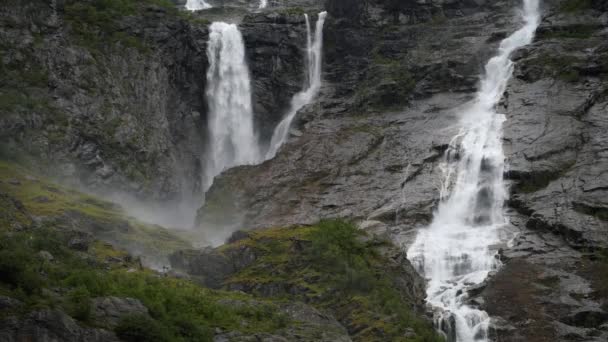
top-left (197, 0), bottom-right (608, 341)
top-left (0, 0), bottom-right (309, 204)
top-left (0, 309), bottom-right (118, 342)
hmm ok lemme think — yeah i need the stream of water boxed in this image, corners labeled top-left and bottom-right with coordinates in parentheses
top-left (265, 12), bottom-right (327, 159)
top-left (204, 22), bottom-right (260, 191)
top-left (406, 1), bottom-right (540, 341)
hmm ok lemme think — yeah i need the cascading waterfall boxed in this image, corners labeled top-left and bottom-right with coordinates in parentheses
top-left (406, 1), bottom-right (540, 341)
top-left (265, 11), bottom-right (327, 160)
top-left (185, 0), bottom-right (212, 10)
top-left (204, 22), bottom-right (260, 191)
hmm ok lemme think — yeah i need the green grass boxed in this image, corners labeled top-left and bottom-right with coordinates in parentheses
top-left (0, 227), bottom-right (290, 341)
top-left (0, 161), bottom-right (191, 257)
top-left (223, 220), bottom-right (442, 342)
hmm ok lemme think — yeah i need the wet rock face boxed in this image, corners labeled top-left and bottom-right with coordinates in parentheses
top-left (198, 0), bottom-right (608, 341)
top-left (199, 0), bottom-right (520, 230)
top-left (241, 12), bottom-right (308, 144)
top-left (0, 0), bottom-right (308, 202)
top-left (0, 0), bottom-right (210, 201)
top-left (483, 2), bottom-right (608, 341)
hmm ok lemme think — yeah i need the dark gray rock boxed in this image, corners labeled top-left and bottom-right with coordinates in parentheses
top-left (213, 299), bottom-right (351, 342)
top-left (0, 296), bottom-right (23, 311)
top-left (0, 309), bottom-right (118, 342)
top-left (92, 297), bottom-right (149, 328)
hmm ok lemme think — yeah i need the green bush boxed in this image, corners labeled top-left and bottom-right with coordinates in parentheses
top-left (225, 220), bottom-right (443, 341)
top-left (66, 287), bottom-right (92, 321)
top-left (115, 314), bottom-right (173, 342)
top-left (0, 237), bottom-right (44, 295)
top-left (0, 226), bottom-right (288, 340)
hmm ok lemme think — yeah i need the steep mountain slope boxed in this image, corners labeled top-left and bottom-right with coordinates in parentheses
top-left (0, 0), bottom-right (307, 204)
top-left (1, 0), bottom-right (607, 341)
top-left (198, 0), bottom-right (608, 340)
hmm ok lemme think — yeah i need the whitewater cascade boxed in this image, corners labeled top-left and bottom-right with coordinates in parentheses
top-left (185, 0), bottom-right (211, 10)
top-left (259, 0), bottom-right (268, 9)
top-left (265, 11), bottom-right (327, 159)
top-left (204, 22), bottom-right (260, 191)
top-left (406, 1), bottom-right (540, 341)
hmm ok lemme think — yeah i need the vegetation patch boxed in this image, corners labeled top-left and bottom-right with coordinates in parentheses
top-left (559, 0), bottom-right (593, 12)
top-left (0, 226), bottom-right (290, 341)
top-left (223, 220), bottom-right (442, 342)
top-left (0, 161), bottom-right (191, 258)
top-left (527, 53), bottom-right (585, 83)
top-left (355, 53), bottom-right (416, 110)
top-left (539, 25), bottom-right (598, 39)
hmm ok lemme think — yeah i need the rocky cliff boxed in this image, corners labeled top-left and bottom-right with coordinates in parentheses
top-left (199, 0), bottom-right (608, 340)
top-left (2, 0), bottom-right (608, 341)
top-left (0, 0), bottom-right (308, 204)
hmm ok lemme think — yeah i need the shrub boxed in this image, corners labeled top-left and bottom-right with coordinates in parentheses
top-left (115, 314), bottom-right (173, 342)
top-left (66, 287), bottom-right (92, 321)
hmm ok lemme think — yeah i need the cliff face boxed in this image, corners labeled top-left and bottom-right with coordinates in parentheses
top-left (199, 0), bottom-right (608, 340)
top-left (2, 0), bottom-right (608, 341)
top-left (0, 0), bottom-right (308, 203)
top-left (1, 0), bottom-right (209, 201)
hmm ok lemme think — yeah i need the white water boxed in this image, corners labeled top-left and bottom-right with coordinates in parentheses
top-left (204, 22), bottom-right (260, 191)
top-left (259, 0), bottom-right (268, 9)
top-left (406, 1), bottom-right (540, 341)
top-left (265, 11), bottom-right (327, 159)
top-left (185, 0), bottom-right (212, 10)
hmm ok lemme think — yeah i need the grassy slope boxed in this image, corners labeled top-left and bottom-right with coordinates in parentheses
top-left (0, 161), bottom-right (291, 341)
top-left (220, 221), bottom-right (442, 342)
top-left (0, 161), bottom-right (191, 258)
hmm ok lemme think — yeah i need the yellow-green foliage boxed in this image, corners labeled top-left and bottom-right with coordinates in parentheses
top-left (0, 161), bottom-right (191, 257)
top-left (223, 220), bottom-right (442, 342)
top-left (0, 227), bottom-right (290, 341)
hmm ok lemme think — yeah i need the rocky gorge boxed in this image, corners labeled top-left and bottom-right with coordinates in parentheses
top-left (1, 0), bottom-right (607, 341)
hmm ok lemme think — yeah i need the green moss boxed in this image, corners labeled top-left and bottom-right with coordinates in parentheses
top-left (560, 0), bottom-right (592, 12)
top-left (540, 25), bottom-right (597, 39)
top-left (528, 54), bottom-right (585, 83)
top-left (224, 220), bottom-right (442, 342)
top-left (0, 161), bottom-right (190, 257)
top-left (64, 0), bottom-right (150, 53)
top-left (0, 226), bottom-right (291, 341)
top-left (573, 203), bottom-right (608, 221)
top-left (355, 52), bottom-right (415, 110)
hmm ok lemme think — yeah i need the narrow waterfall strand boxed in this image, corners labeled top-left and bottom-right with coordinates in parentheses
top-left (265, 11), bottom-right (327, 160)
top-left (407, 1), bottom-right (540, 341)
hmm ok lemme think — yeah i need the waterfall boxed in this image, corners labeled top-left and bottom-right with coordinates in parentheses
top-left (204, 22), bottom-right (260, 191)
top-left (265, 11), bottom-right (327, 160)
top-left (406, 1), bottom-right (540, 341)
top-left (185, 0), bottom-right (212, 10)
top-left (259, 0), bottom-right (268, 9)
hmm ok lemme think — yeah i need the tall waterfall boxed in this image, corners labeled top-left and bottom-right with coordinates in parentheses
top-left (185, 0), bottom-right (211, 10)
top-left (406, 1), bottom-right (540, 341)
top-left (204, 22), bottom-right (260, 191)
top-left (265, 11), bottom-right (327, 160)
